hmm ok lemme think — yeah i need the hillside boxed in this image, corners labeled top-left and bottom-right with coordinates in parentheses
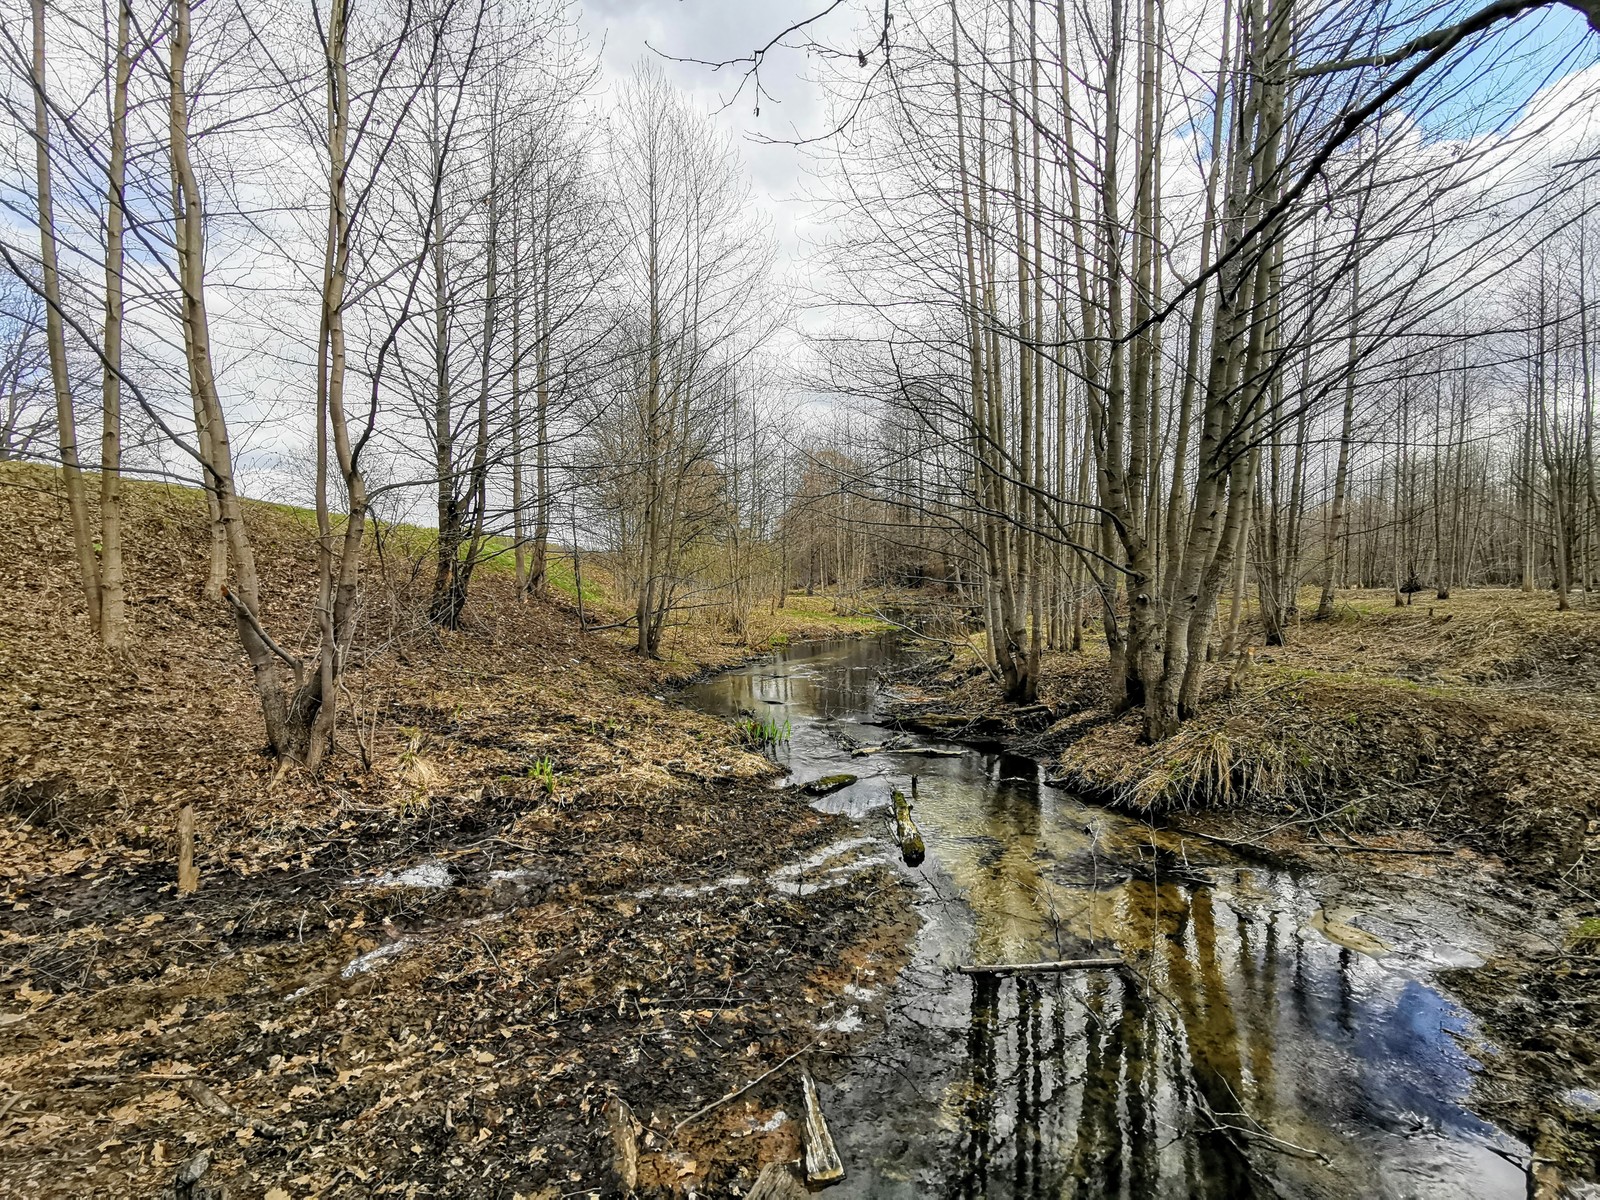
top-left (0, 463), bottom-right (903, 1198)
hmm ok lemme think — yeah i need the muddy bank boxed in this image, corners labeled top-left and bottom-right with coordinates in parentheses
top-left (1, 778), bottom-right (916, 1197)
top-left (882, 591), bottom-right (1600, 882)
top-left (0, 688), bottom-right (915, 1197)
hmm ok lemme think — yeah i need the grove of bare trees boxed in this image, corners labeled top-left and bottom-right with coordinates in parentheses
top-left (5, 0), bottom-right (1600, 764)
top-left (1, 0), bottom-right (796, 767)
top-left (796, 0), bottom-right (1600, 736)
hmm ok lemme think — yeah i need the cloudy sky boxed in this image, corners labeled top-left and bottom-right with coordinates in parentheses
top-left (575, 0), bottom-right (875, 275)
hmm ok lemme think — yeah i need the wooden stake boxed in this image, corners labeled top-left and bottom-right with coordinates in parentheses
top-left (177, 804), bottom-right (198, 895)
top-left (603, 1096), bottom-right (638, 1193)
top-left (799, 1068), bottom-right (843, 1186)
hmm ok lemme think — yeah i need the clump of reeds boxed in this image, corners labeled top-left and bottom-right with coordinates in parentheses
top-left (733, 714), bottom-right (791, 748)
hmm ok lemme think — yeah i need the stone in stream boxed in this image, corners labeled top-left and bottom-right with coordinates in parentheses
top-left (1308, 908), bottom-right (1391, 957)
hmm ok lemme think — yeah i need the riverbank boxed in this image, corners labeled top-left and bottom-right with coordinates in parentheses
top-left (887, 589), bottom-right (1599, 874)
top-left (682, 631), bottom-right (1573, 1196)
top-left (0, 465), bottom-right (907, 1197)
top-left (881, 587), bottom-right (1600, 1191)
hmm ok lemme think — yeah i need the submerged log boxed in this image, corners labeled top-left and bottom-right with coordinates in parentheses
top-left (956, 958), bottom-right (1124, 976)
top-left (892, 788), bottom-right (926, 868)
top-left (899, 712), bottom-right (968, 729)
top-left (799, 773), bottom-right (857, 797)
top-left (799, 1068), bottom-right (844, 1186)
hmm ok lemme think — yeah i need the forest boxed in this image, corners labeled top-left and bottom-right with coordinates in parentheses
top-left (1, 0), bottom-right (1599, 1196)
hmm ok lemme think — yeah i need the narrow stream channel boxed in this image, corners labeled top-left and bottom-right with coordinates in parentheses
top-left (681, 635), bottom-right (1529, 1199)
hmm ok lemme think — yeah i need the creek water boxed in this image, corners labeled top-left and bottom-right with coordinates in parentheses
top-left (680, 635), bottom-right (1530, 1199)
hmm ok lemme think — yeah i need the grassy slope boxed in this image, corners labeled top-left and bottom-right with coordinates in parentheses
top-left (0, 461), bottom-right (887, 837)
top-left (0, 462), bottom-right (903, 1198)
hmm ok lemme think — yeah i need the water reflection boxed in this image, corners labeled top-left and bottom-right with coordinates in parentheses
top-left (681, 638), bottom-right (1527, 1198)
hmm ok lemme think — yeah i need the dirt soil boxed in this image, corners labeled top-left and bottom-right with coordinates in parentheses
top-left (0, 465), bottom-right (912, 1198)
top-left (880, 585), bottom-right (1600, 1192)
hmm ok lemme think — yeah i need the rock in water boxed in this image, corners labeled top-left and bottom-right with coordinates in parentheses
top-left (800, 774), bottom-right (858, 797)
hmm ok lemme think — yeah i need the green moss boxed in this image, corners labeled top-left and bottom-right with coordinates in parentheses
top-left (1569, 917), bottom-right (1600, 953)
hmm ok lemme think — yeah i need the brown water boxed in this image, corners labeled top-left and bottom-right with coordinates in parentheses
top-left (681, 635), bottom-right (1530, 1199)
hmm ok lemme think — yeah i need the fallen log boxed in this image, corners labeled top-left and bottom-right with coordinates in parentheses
top-left (892, 788), bottom-right (925, 868)
top-left (898, 712), bottom-right (968, 729)
top-left (900, 747), bottom-right (964, 758)
top-left (799, 1068), bottom-right (844, 1186)
top-left (956, 957), bottom-right (1124, 976)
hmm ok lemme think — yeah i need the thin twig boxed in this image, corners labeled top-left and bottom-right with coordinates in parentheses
top-left (668, 1042), bottom-right (815, 1140)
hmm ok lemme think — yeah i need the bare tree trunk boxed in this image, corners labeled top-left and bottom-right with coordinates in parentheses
top-left (30, 0), bottom-right (101, 632)
top-left (169, 0), bottom-right (297, 756)
top-left (1537, 280), bottom-right (1573, 611)
top-left (1317, 249), bottom-right (1360, 620)
top-left (96, 0), bottom-right (132, 653)
top-left (1580, 217), bottom-right (1599, 596)
top-left (511, 201), bottom-right (529, 595)
top-left (531, 227), bottom-right (551, 594)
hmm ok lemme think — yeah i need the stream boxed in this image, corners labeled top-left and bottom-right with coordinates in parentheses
top-left (681, 635), bottom-right (1532, 1199)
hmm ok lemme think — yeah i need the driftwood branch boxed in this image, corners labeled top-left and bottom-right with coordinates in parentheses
top-left (956, 957), bottom-right (1124, 976)
top-left (180, 1079), bottom-right (287, 1138)
top-left (668, 1043), bottom-right (814, 1140)
top-left (799, 1067), bottom-right (844, 1185)
top-left (892, 787), bottom-right (925, 868)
